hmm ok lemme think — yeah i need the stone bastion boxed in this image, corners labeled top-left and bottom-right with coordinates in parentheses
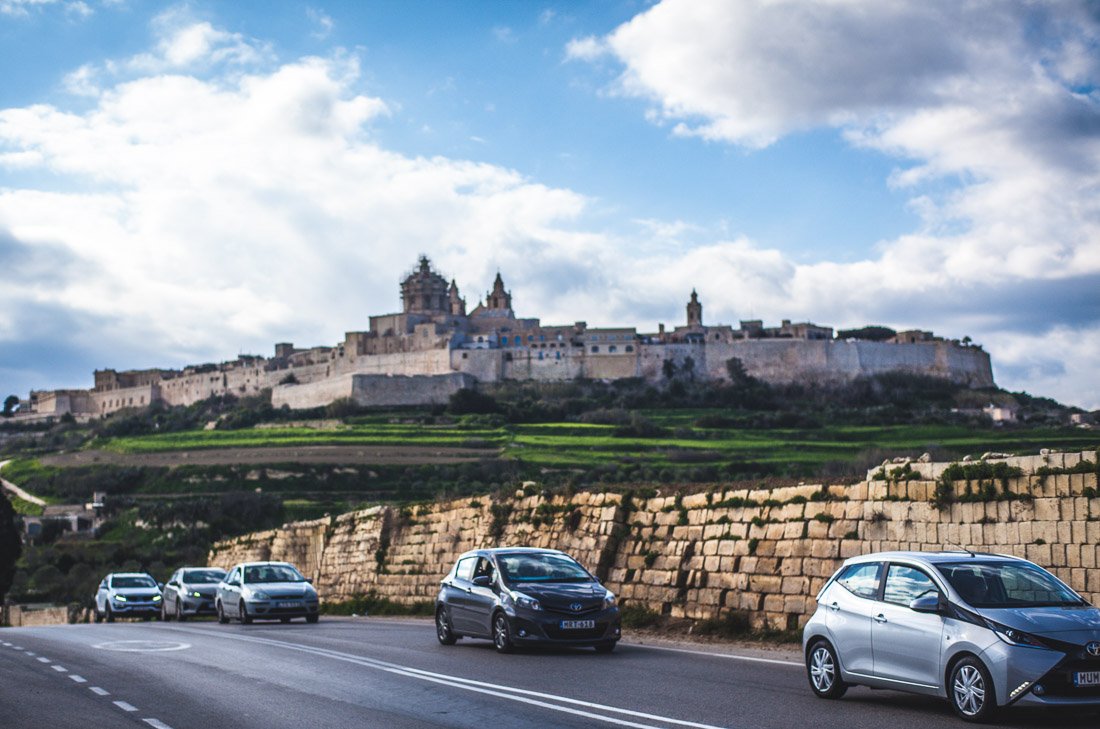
top-left (209, 448), bottom-right (1100, 630)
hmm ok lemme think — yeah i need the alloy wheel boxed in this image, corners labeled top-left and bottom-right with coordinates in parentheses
top-left (493, 614), bottom-right (512, 653)
top-left (953, 664), bottom-right (986, 717)
top-left (810, 646), bottom-right (835, 692)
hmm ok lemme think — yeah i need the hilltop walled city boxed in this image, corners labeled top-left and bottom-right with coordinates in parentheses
top-left (13, 257), bottom-right (995, 422)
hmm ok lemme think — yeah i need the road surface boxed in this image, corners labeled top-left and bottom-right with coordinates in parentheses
top-left (1, 618), bottom-right (1096, 728)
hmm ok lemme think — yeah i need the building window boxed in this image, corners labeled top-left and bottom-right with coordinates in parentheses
top-left (555, 351), bottom-right (561, 360)
top-left (462, 353), bottom-right (468, 359)
top-left (538, 352), bottom-right (544, 360)
top-left (527, 335), bottom-right (534, 341)
top-left (609, 345), bottom-right (617, 353)
top-left (625, 345), bottom-right (634, 353)
top-left (591, 346), bottom-right (599, 353)
top-left (500, 336), bottom-right (508, 346)
top-left (514, 336), bottom-right (521, 345)
top-left (539, 334), bottom-right (545, 342)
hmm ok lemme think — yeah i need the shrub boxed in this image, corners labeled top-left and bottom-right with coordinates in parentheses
top-left (619, 604), bottom-right (662, 629)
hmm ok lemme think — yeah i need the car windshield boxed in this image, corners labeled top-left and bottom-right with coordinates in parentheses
top-left (497, 553), bottom-right (592, 584)
top-left (936, 561), bottom-right (1087, 608)
top-left (244, 565), bottom-right (305, 583)
top-left (183, 569), bottom-right (226, 584)
top-left (111, 576), bottom-right (157, 589)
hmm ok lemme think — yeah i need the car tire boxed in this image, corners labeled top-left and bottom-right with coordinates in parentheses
top-left (594, 641), bottom-right (616, 654)
top-left (492, 612), bottom-right (514, 654)
top-left (105, 605), bottom-right (115, 623)
top-left (217, 601), bottom-right (229, 624)
top-left (176, 600), bottom-right (186, 622)
top-left (949, 656), bottom-right (997, 722)
top-left (806, 640), bottom-right (848, 699)
top-left (239, 601), bottom-right (253, 625)
top-left (306, 614), bottom-right (319, 624)
top-left (436, 607), bottom-right (458, 645)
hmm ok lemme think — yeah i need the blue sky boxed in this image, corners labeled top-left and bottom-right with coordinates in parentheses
top-left (1, 0), bottom-right (1098, 408)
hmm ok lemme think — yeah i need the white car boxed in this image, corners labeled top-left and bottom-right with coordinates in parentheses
top-left (94, 572), bottom-right (163, 622)
top-left (216, 561), bottom-right (319, 624)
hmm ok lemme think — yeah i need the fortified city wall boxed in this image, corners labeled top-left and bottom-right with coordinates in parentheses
top-left (210, 449), bottom-right (1100, 630)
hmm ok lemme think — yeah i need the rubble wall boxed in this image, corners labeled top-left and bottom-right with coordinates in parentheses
top-left (210, 449), bottom-right (1099, 629)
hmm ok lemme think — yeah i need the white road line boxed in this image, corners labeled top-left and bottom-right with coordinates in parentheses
top-left (69, 675), bottom-right (87, 683)
top-left (36, 656), bottom-right (50, 663)
top-left (113, 701), bottom-right (138, 712)
top-left (12, 645), bottom-right (24, 650)
top-left (51, 665), bottom-right (68, 672)
top-left (168, 628), bottom-right (727, 729)
top-left (25, 651), bottom-right (35, 656)
top-left (626, 643), bottom-right (801, 667)
top-left (142, 719), bottom-right (174, 729)
top-left (89, 686), bottom-right (109, 696)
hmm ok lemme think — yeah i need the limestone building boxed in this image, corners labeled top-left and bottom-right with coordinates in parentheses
top-left (12, 257), bottom-right (995, 420)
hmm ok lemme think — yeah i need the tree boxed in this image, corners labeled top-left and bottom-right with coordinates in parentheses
top-left (0, 491), bottom-right (21, 603)
top-left (661, 359), bottom-right (677, 380)
top-left (2, 394), bottom-right (18, 417)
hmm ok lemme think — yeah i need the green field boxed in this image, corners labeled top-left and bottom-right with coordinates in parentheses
top-left (83, 411), bottom-right (1100, 477)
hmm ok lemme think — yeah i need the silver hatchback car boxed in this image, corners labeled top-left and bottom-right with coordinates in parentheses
top-left (803, 551), bottom-right (1100, 721)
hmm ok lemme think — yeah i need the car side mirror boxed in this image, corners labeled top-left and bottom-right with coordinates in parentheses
top-left (909, 594), bottom-right (943, 613)
top-left (158, 582), bottom-right (165, 590)
top-left (305, 578), bottom-right (313, 584)
top-left (472, 575), bottom-right (492, 588)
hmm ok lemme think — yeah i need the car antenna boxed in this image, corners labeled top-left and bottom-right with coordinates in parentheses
top-left (945, 542), bottom-right (976, 557)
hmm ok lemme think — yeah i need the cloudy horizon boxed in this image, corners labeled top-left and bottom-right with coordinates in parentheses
top-left (1, 1), bottom-right (1098, 409)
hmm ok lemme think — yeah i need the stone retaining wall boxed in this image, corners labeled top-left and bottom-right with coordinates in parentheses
top-left (210, 449), bottom-right (1100, 629)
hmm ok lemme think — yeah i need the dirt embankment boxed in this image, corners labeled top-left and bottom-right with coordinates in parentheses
top-left (40, 445), bottom-right (500, 469)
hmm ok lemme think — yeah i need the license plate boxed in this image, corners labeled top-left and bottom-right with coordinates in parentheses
top-left (277, 601), bottom-right (303, 609)
top-left (1074, 671), bottom-right (1100, 687)
top-left (560, 620), bottom-right (595, 630)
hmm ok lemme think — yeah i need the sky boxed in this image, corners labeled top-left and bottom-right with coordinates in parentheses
top-left (0, 0), bottom-right (1098, 409)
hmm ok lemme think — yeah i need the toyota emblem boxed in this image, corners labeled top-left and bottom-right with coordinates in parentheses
top-left (1087, 641), bottom-right (1100, 657)
top-left (570, 602), bottom-right (583, 612)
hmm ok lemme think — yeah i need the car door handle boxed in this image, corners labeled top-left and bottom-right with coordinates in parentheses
top-left (874, 613), bottom-right (887, 623)
top-left (828, 601), bottom-right (839, 612)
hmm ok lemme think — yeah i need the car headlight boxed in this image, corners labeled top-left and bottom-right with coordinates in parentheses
top-left (152, 595), bottom-right (162, 602)
top-left (510, 592), bottom-right (541, 611)
top-left (191, 591), bottom-right (203, 598)
top-left (114, 595), bottom-right (127, 602)
top-left (250, 591), bottom-right (271, 600)
top-left (984, 618), bottom-right (1050, 649)
top-left (603, 590), bottom-right (617, 608)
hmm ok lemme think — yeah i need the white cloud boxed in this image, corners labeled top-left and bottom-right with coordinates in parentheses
top-left (564, 0), bottom-right (1100, 408)
top-left (0, 29), bottom-right (590, 381)
top-left (307, 7), bottom-right (334, 40)
top-left (564, 35), bottom-right (607, 62)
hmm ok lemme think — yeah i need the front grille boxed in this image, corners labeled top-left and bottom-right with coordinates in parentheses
top-left (1038, 657), bottom-right (1100, 697)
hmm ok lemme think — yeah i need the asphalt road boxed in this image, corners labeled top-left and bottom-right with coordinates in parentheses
top-left (1, 618), bottom-right (1098, 729)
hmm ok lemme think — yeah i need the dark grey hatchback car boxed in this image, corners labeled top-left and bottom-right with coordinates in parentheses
top-left (436, 547), bottom-right (621, 653)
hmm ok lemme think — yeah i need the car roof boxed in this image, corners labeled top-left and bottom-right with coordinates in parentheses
top-left (844, 550), bottom-right (1028, 566)
top-left (233, 561), bottom-right (295, 568)
top-left (108, 572), bottom-right (154, 578)
top-left (458, 547), bottom-right (566, 559)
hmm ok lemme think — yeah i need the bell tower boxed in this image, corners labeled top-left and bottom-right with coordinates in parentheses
top-left (687, 289), bottom-right (703, 328)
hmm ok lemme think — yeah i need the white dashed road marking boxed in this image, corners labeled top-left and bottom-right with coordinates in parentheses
top-left (25, 651), bottom-right (35, 656)
top-left (142, 719), bottom-right (174, 729)
top-left (69, 675), bottom-right (87, 683)
top-left (51, 665), bottom-right (68, 672)
top-left (113, 701), bottom-right (138, 712)
top-left (93, 640), bottom-right (190, 653)
top-left (89, 687), bottom-right (109, 696)
top-left (36, 656), bottom-right (50, 663)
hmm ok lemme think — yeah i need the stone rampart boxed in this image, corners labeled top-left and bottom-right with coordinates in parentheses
top-left (211, 450), bottom-right (1099, 628)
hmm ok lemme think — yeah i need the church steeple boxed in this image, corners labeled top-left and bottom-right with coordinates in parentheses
top-left (486, 271), bottom-right (512, 311)
top-left (448, 278), bottom-right (466, 316)
top-left (687, 289), bottom-right (703, 327)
